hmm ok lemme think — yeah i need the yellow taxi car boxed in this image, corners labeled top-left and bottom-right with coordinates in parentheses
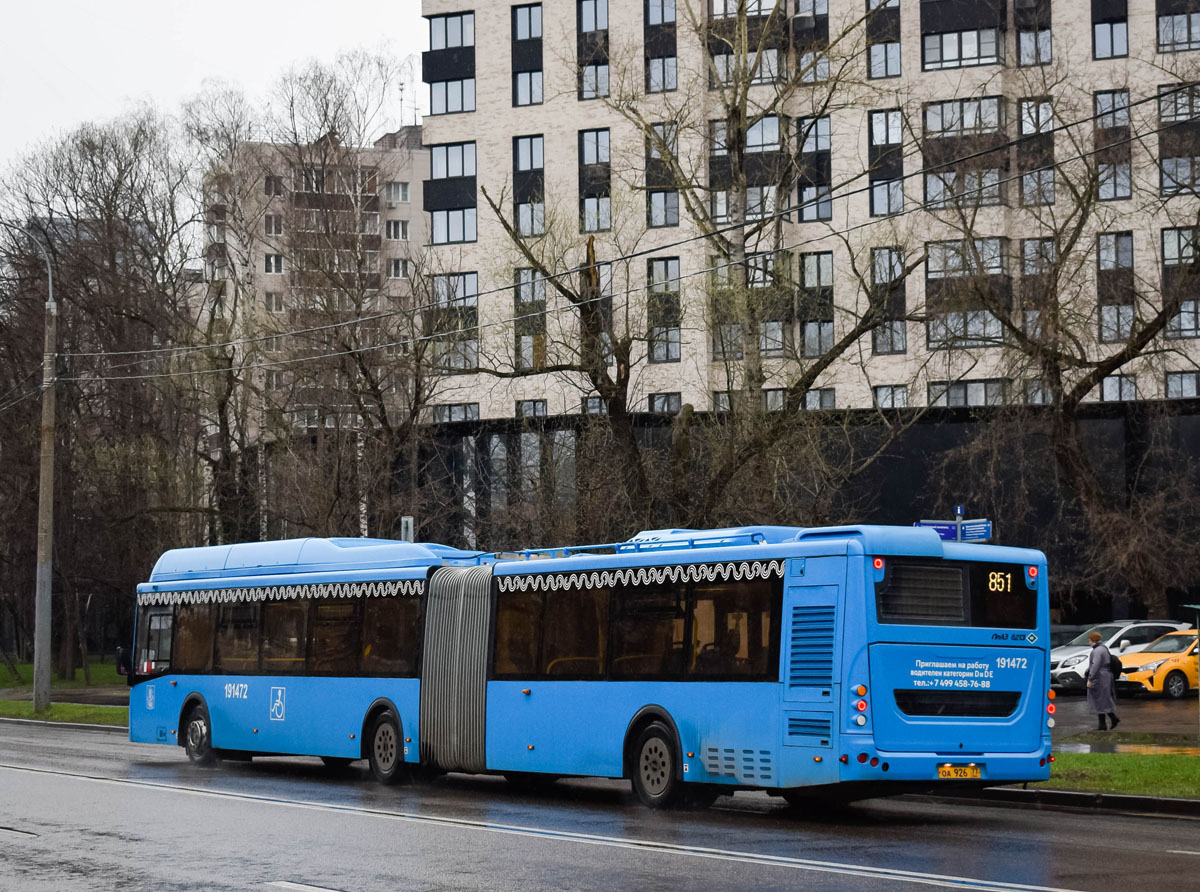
top-left (1117, 630), bottom-right (1198, 699)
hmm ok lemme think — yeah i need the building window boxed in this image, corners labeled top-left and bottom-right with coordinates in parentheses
top-left (385, 220), bottom-right (409, 241)
top-left (873, 320), bottom-right (907, 355)
top-left (264, 214), bottom-right (283, 236)
top-left (265, 175), bottom-right (284, 196)
top-left (1021, 168), bottom-right (1055, 206)
top-left (1095, 90), bottom-right (1130, 127)
top-left (648, 56), bottom-right (678, 92)
top-left (264, 254), bottom-right (283, 274)
top-left (746, 185), bottom-right (777, 221)
top-left (432, 208), bottom-right (478, 244)
top-left (1018, 29), bottom-right (1052, 66)
top-left (800, 251), bottom-right (833, 290)
top-left (1162, 156), bottom-right (1200, 195)
top-left (1163, 227), bottom-right (1198, 266)
top-left (1159, 14), bottom-right (1200, 52)
top-left (1099, 231), bottom-right (1133, 272)
top-left (433, 403), bottom-right (480, 423)
top-left (1098, 162), bottom-right (1131, 200)
top-left (517, 400), bottom-right (548, 419)
top-left (926, 168), bottom-right (1002, 208)
top-left (649, 122), bottom-right (678, 159)
top-left (746, 116), bottom-right (780, 153)
top-left (751, 48), bottom-right (783, 84)
top-left (762, 389), bottom-right (786, 412)
top-left (922, 29), bottom-right (1001, 71)
top-left (648, 0), bottom-right (675, 25)
top-left (709, 120), bottom-right (728, 155)
top-left (649, 191), bottom-right (680, 227)
top-left (871, 109), bottom-right (902, 145)
top-left (929, 379), bottom-right (1007, 407)
top-left (514, 4), bottom-right (542, 39)
top-left (1167, 371), bottom-right (1200, 397)
top-left (1168, 300), bottom-right (1200, 338)
top-left (582, 195), bottom-right (611, 232)
top-left (430, 79), bottom-right (476, 115)
top-left (429, 12), bottom-right (475, 49)
top-left (1020, 98), bottom-right (1054, 135)
top-left (713, 0), bottom-right (782, 16)
top-left (581, 0), bottom-right (608, 32)
top-left (924, 98), bottom-right (1003, 137)
top-left (874, 385), bottom-right (908, 408)
top-left (800, 185), bottom-right (832, 221)
top-left (1022, 238), bottom-right (1056, 276)
top-left (802, 320), bottom-right (834, 357)
top-left (648, 257), bottom-right (681, 363)
top-left (431, 142), bottom-right (476, 179)
top-left (1100, 304), bottom-right (1133, 342)
top-left (869, 42), bottom-right (901, 79)
top-left (926, 238), bottom-right (1005, 278)
top-left (385, 181), bottom-right (409, 203)
top-left (649, 392), bottom-right (681, 414)
top-left (1160, 83), bottom-right (1200, 122)
top-left (515, 71), bottom-right (544, 106)
top-left (389, 258), bottom-right (410, 279)
top-left (799, 116), bottom-right (831, 153)
top-left (517, 137), bottom-right (544, 174)
top-left (264, 292), bottom-right (284, 314)
top-left (581, 64), bottom-right (610, 99)
top-left (1094, 20), bottom-right (1128, 59)
top-left (1025, 379), bottom-right (1053, 405)
top-left (1100, 374), bottom-right (1137, 401)
top-left (804, 388), bottom-right (836, 410)
top-left (582, 396), bottom-right (608, 414)
top-left (760, 319), bottom-right (785, 357)
top-left (517, 201), bottom-right (545, 237)
top-left (871, 179), bottom-right (903, 216)
top-left (581, 129), bottom-right (610, 164)
top-left (799, 51), bottom-right (830, 83)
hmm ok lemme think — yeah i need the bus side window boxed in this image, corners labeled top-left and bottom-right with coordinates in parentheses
top-left (173, 604), bottom-right (214, 673)
top-left (542, 586), bottom-right (608, 678)
top-left (262, 600), bottom-right (309, 675)
top-left (611, 584), bottom-right (686, 680)
top-left (362, 596), bottom-right (421, 676)
top-left (494, 591), bottom-right (542, 677)
top-left (309, 599), bottom-right (361, 675)
top-left (215, 603), bottom-right (260, 674)
top-left (137, 605), bottom-right (174, 672)
top-left (689, 579), bottom-right (775, 679)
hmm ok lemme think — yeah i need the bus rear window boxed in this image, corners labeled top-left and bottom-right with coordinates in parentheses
top-left (875, 560), bottom-right (1036, 629)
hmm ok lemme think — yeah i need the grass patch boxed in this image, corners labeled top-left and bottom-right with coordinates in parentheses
top-left (0, 700), bottom-right (127, 726)
top-left (1034, 753), bottom-right (1200, 798)
top-left (1, 658), bottom-right (123, 689)
top-left (1062, 730), bottom-right (1198, 747)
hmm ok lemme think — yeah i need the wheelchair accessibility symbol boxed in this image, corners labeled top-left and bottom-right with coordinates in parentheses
top-left (269, 687), bottom-right (286, 722)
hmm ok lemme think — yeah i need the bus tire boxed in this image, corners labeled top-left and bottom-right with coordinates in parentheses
top-left (631, 722), bottom-right (681, 809)
top-left (183, 703), bottom-right (217, 766)
top-left (1164, 670), bottom-right (1189, 700)
top-left (367, 710), bottom-right (405, 785)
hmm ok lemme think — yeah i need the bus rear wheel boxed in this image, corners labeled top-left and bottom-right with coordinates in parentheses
top-left (183, 704), bottom-right (217, 766)
top-left (367, 710), bottom-right (405, 785)
top-left (1164, 671), bottom-right (1189, 700)
top-left (631, 722), bottom-right (681, 809)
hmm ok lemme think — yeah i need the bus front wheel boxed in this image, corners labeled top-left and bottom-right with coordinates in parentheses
top-left (183, 704), bottom-right (217, 766)
top-left (631, 722), bottom-right (681, 809)
top-left (367, 710), bottom-right (406, 785)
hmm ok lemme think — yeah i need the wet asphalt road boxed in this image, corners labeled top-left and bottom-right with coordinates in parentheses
top-left (1, 722), bottom-right (1198, 892)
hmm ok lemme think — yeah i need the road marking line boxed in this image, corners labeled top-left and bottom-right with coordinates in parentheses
top-left (1167, 850), bottom-right (1200, 856)
top-left (0, 763), bottom-right (1083, 892)
top-left (267, 883), bottom-right (345, 892)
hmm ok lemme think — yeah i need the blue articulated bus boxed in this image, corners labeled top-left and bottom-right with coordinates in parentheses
top-left (128, 525), bottom-right (1053, 806)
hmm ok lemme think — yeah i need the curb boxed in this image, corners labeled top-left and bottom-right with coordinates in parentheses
top-left (0, 716), bottom-right (128, 734)
top-left (910, 785), bottom-right (1200, 819)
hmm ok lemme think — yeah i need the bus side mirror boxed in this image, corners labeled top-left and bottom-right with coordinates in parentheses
top-left (116, 647), bottom-right (130, 676)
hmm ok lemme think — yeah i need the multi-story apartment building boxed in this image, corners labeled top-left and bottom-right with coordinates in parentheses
top-left (418, 0), bottom-right (1200, 420)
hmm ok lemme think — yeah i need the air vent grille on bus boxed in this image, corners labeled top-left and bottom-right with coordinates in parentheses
top-left (704, 747), bottom-right (774, 783)
top-left (788, 606), bottom-right (835, 688)
top-left (786, 713), bottom-right (832, 747)
top-left (878, 563), bottom-right (965, 624)
top-left (893, 690), bottom-right (1021, 717)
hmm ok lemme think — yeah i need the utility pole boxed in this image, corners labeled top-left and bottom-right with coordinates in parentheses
top-left (2, 220), bottom-right (56, 713)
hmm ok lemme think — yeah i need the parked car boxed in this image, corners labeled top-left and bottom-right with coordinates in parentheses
top-left (1050, 624), bottom-right (1092, 648)
top-left (1049, 620), bottom-right (1191, 689)
top-left (1117, 630), bottom-right (1199, 699)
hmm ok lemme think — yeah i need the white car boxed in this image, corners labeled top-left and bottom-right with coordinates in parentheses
top-left (1050, 621), bottom-right (1191, 689)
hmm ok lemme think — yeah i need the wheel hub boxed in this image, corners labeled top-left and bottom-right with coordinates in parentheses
top-left (640, 740), bottom-right (669, 793)
top-left (374, 724), bottom-right (397, 772)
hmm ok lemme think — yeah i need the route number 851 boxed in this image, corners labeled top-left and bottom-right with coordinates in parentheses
top-left (987, 571), bottom-right (1012, 592)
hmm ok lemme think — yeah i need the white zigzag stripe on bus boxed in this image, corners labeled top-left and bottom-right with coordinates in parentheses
top-left (136, 578), bottom-right (426, 606)
top-left (495, 559), bottom-right (786, 594)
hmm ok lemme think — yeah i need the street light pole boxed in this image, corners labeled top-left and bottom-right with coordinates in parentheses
top-left (1, 220), bottom-right (56, 713)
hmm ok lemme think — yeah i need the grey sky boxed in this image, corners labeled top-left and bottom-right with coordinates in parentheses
top-left (0, 0), bottom-right (424, 166)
